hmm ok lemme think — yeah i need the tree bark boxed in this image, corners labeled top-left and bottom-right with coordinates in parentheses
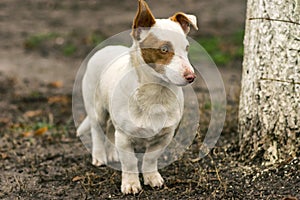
top-left (239, 0), bottom-right (300, 165)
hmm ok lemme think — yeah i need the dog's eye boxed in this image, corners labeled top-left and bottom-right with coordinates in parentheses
top-left (160, 45), bottom-right (169, 54)
top-left (186, 45), bottom-right (190, 52)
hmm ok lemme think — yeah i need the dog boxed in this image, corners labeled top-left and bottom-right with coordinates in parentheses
top-left (77, 0), bottom-right (198, 194)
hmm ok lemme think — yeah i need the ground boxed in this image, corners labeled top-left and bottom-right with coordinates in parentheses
top-left (0, 1), bottom-right (299, 199)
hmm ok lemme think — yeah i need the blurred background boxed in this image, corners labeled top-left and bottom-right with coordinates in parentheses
top-left (0, 0), bottom-right (246, 89)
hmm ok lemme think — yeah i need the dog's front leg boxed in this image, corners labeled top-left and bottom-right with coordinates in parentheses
top-left (142, 132), bottom-right (174, 188)
top-left (115, 130), bottom-right (141, 194)
top-left (142, 148), bottom-right (164, 188)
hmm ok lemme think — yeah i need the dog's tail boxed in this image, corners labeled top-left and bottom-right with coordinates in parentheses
top-left (76, 116), bottom-right (90, 137)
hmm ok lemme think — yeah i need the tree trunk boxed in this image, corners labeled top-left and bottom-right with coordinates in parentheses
top-left (238, 0), bottom-right (300, 165)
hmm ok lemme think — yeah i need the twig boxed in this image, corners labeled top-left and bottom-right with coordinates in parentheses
top-left (208, 155), bottom-right (227, 193)
top-left (14, 175), bottom-right (21, 189)
top-left (214, 166), bottom-right (227, 193)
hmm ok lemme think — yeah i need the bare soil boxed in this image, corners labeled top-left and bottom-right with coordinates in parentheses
top-left (0, 1), bottom-right (299, 199)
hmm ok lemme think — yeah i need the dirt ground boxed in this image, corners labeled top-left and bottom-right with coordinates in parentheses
top-left (0, 0), bottom-right (299, 199)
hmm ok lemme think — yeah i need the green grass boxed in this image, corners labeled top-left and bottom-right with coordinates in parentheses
top-left (24, 31), bottom-right (105, 57)
top-left (62, 43), bottom-right (77, 56)
top-left (88, 32), bottom-right (105, 46)
top-left (32, 121), bottom-right (53, 130)
top-left (24, 32), bottom-right (59, 49)
top-left (197, 30), bottom-right (244, 66)
top-left (204, 101), bottom-right (212, 110)
top-left (29, 91), bottom-right (43, 98)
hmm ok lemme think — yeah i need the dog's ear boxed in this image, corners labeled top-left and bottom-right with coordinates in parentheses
top-left (170, 12), bottom-right (198, 34)
top-left (132, 0), bottom-right (156, 40)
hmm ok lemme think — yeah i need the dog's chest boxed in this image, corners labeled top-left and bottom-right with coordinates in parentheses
top-left (128, 84), bottom-right (183, 133)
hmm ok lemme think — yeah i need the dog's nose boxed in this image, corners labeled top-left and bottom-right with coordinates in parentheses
top-left (184, 73), bottom-right (196, 83)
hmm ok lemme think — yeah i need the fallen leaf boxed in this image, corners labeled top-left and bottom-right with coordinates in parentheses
top-left (72, 176), bottom-right (85, 182)
top-left (49, 81), bottom-right (63, 88)
top-left (34, 127), bottom-right (48, 136)
top-left (23, 110), bottom-right (42, 118)
top-left (1, 153), bottom-right (8, 159)
top-left (48, 96), bottom-right (69, 104)
top-left (22, 131), bottom-right (34, 137)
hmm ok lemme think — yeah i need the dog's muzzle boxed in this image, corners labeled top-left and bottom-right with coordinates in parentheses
top-left (184, 72), bottom-right (196, 83)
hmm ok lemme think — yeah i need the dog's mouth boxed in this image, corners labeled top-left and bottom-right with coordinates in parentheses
top-left (164, 66), bottom-right (196, 86)
top-left (166, 75), bottom-right (195, 86)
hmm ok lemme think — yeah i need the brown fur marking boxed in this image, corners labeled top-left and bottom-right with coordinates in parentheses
top-left (140, 33), bottom-right (174, 74)
top-left (132, 0), bottom-right (156, 40)
top-left (170, 12), bottom-right (196, 34)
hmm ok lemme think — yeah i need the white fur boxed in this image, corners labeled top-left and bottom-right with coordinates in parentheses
top-left (150, 19), bottom-right (195, 85)
top-left (77, 15), bottom-right (196, 194)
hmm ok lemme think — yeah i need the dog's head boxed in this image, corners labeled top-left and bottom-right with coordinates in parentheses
top-left (132, 0), bottom-right (198, 86)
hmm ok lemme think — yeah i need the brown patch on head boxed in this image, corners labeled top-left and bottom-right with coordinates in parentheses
top-left (139, 33), bottom-right (174, 73)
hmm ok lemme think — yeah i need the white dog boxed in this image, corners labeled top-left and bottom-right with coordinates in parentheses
top-left (77, 0), bottom-right (198, 194)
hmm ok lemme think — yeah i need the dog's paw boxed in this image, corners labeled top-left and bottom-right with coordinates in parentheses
top-left (143, 172), bottom-right (164, 188)
top-left (121, 173), bottom-right (142, 194)
top-left (92, 157), bottom-right (107, 166)
top-left (92, 149), bottom-right (107, 166)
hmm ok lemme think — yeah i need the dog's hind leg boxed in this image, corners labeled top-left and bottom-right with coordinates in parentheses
top-left (90, 110), bottom-right (109, 166)
top-left (76, 117), bottom-right (94, 154)
top-left (105, 118), bottom-right (119, 163)
top-left (76, 116), bottom-right (90, 137)
top-left (91, 125), bottom-right (107, 166)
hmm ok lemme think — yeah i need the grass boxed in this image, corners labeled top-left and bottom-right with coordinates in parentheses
top-left (197, 30), bottom-right (244, 66)
top-left (62, 43), bottom-right (77, 56)
top-left (32, 121), bottom-right (53, 130)
top-left (24, 31), bottom-right (105, 57)
top-left (88, 32), bottom-right (105, 46)
top-left (24, 32), bottom-right (59, 49)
